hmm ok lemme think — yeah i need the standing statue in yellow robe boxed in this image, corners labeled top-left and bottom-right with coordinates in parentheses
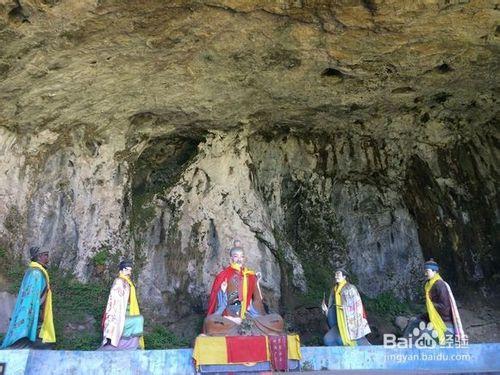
top-left (403, 259), bottom-right (466, 346)
top-left (100, 260), bottom-right (145, 350)
top-left (321, 269), bottom-right (371, 346)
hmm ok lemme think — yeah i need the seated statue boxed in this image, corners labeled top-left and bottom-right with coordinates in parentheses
top-left (203, 241), bottom-right (284, 336)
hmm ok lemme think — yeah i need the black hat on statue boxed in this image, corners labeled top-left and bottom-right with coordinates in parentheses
top-left (119, 260), bottom-right (133, 271)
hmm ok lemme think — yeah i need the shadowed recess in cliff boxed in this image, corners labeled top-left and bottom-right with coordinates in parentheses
top-left (281, 175), bottom-right (347, 302)
top-left (246, 132), bottom-right (349, 302)
top-left (402, 134), bottom-right (499, 291)
top-left (128, 135), bottom-right (202, 231)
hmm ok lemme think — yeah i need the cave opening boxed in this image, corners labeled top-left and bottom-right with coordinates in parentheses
top-left (128, 135), bottom-right (202, 230)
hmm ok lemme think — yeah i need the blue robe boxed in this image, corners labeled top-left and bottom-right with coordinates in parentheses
top-left (1, 268), bottom-right (46, 348)
top-left (214, 290), bottom-right (261, 317)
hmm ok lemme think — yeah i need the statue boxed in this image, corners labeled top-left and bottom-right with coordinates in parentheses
top-left (1, 246), bottom-right (56, 349)
top-left (100, 260), bottom-right (145, 350)
top-left (321, 269), bottom-right (371, 346)
top-left (403, 259), bottom-right (466, 346)
top-left (203, 241), bottom-right (284, 336)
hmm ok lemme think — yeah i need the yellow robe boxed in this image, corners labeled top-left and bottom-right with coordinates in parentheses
top-left (425, 274), bottom-right (448, 345)
top-left (29, 262), bottom-right (56, 343)
top-left (119, 275), bottom-right (145, 349)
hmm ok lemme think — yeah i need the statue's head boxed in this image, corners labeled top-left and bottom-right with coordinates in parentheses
top-left (424, 258), bottom-right (439, 280)
top-left (229, 246), bottom-right (244, 266)
top-left (119, 260), bottom-right (133, 276)
top-left (30, 246), bottom-right (49, 266)
top-left (334, 269), bottom-right (347, 284)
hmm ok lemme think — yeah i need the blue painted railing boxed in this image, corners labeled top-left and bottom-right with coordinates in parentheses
top-left (0, 343), bottom-right (499, 374)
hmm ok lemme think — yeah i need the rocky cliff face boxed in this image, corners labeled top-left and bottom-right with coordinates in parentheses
top-left (0, 0), bottom-right (498, 334)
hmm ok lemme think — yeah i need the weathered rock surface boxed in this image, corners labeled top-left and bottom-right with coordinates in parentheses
top-left (0, 0), bottom-right (498, 338)
top-left (0, 291), bottom-right (16, 333)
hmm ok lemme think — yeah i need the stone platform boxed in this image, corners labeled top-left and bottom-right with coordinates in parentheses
top-left (0, 343), bottom-right (498, 374)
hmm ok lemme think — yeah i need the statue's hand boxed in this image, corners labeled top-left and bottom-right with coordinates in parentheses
top-left (256, 272), bottom-right (262, 283)
top-left (321, 300), bottom-right (328, 314)
top-left (221, 279), bottom-right (227, 293)
top-left (226, 316), bottom-right (242, 324)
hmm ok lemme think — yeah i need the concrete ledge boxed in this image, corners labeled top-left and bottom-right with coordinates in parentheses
top-left (26, 348), bottom-right (193, 375)
top-left (0, 350), bottom-right (30, 375)
top-left (0, 343), bottom-right (499, 374)
top-left (300, 344), bottom-right (500, 372)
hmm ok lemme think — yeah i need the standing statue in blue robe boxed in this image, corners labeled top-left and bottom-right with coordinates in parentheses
top-left (1, 247), bottom-right (56, 349)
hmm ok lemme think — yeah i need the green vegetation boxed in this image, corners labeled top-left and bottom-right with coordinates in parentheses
top-left (364, 291), bottom-right (415, 319)
top-left (302, 336), bottom-right (323, 347)
top-left (130, 190), bottom-right (157, 231)
top-left (92, 249), bottom-right (109, 266)
top-left (0, 245), bottom-right (26, 293)
top-left (201, 52), bottom-right (214, 62)
top-left (57, 332), bottom-right (103, 351)
top-left (38, 271), bottom-right (190, 350)
top-left (91, 246), bottom-right (125, 280)
top-left (50, 271), bottom-right (109, 350)
top-left (299, 263), bottom-right (334, 306)
top-left (144, 325), bottom-right (190, 349)
top-left (301, 360), bottom-right (314, 371)
top-left (3, 207), bottom-right (23, 236)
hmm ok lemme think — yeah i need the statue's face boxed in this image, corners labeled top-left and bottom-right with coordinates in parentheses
top-left (122, 267), bottom-right (132, 276)
top-left (424, 268), bottom-right (436, 280)
top-left (334, 271), bottom-right (345, 283)
top-left (38, 252), bottom-right (49, 266)
top-left (231, 250), bottom-right (244, 266)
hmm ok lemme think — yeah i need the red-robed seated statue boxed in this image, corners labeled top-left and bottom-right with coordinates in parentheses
top-left (203, 241), bottom-right (284, 336)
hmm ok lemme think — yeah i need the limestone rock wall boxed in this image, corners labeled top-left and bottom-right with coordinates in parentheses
top-left (1, 123), bottom-right (497, 324)
top-left (0, 0), bottom-right (498, 326)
